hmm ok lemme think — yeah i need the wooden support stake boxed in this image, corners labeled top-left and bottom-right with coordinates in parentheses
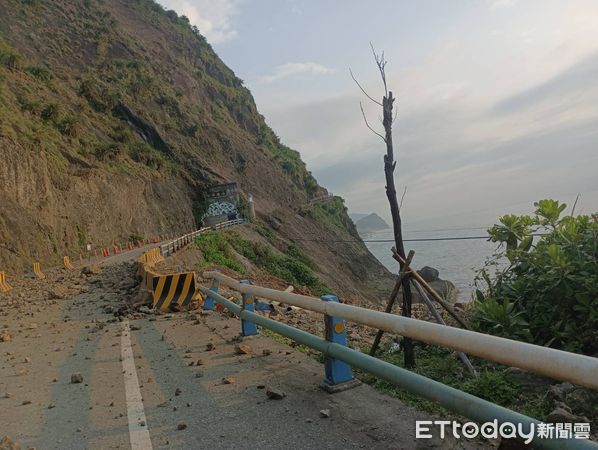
top-left (369, 250), bottom-right (415, 356)
top-left (391, 247), bottom-right (470, 330)
top-left (412, 279), bottom-right (477, 377)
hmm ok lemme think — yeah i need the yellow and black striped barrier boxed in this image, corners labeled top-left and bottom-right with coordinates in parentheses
top-left (0, 272), bottom-right (12, 293)
top-left (63, 256), bottom-right (75, 270)
top-left (33, 262), bottom-right (45, 279)
top-left (152, 272), bottom-right (197, 311)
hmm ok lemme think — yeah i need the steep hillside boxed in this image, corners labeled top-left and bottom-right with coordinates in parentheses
top-left (0, 0), bottom-right (394, 302)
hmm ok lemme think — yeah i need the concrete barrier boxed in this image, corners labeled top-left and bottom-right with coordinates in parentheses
top-left (63, 256), bottom-right (75, 270)
top-left (0, 272), bottom-right (12, 293)
top-left (33, 262), bottom-right (45, 279)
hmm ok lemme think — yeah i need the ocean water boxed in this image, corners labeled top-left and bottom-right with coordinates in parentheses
top-left (361, 227), bottom-right (498, 302)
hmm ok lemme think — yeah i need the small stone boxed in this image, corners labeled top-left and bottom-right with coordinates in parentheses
top-left (306, 418), bottom-right (313, 423)
top-left (234, 343), bottom-right (252, 355)
top-left (222, 377), bottom-right (235, 385)
top-left (0, 436), bottom-right (19, 449)
top-left (175, 388), bottom-right (182, 396)
top-left (319, 409), bottom-right (331, 418)
top-left (109, 401), bottom-right (114, 407)
top-left (206, 343), bottom-right (215, 351)
top-left (257, 385), bottom-right (265, 389)
top-left (266, 387), bottom-right (286, 400)
top-left (22, 400), bottom-right (32, 405)
top-left (24, 357), bottom-right (31, 363)
top-left (71, 373), bottom-right (83, 384)
top-left (262, 349), bottom-right (272, 356)
top-left (177, 422), bottom-right (187, 431)
top-left (195, 372), bottom-right (204, 378)
top-left (0, 331), bottom-right (12, 342)
top-left (48, 403), bottom-right (55, 409)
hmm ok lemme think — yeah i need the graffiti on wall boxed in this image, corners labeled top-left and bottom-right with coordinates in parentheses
top-left (202, 201), bottom-right (238, 221)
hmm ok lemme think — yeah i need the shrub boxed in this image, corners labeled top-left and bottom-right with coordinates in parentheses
top-left (471, 200), bottom-right (598, 354)
top-left (0, 39), bottom-right (21, 69)
top-left (55, 114), bottom-right (78, 136)
top-left (25, 65), bottom-right (52, 81)
top-left (40, 103), bottom-right (59, 121)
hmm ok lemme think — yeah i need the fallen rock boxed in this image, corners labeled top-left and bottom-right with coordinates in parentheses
top-left (206, 343), bottom-right (215, 351)
top-left (1, 332), bottom-right (12, 343)
top-left (177, 422), bottom-right (187, 431)
top-left (175, 388), bottom-right (182, 396)
top-left (222, 377), bottom-right (235, 385)
top-left (266, 387), bottom-right (286, 400)
top-left (546, 407), bottom-right (589, 424)
top-left (417, 266), bottom-right (439, 282)
top-left (262, 349), bottom-right (272, 356)
top-left (234, 343), bottom-right (252, 355)
top-left (319, 409), bottom-right (331, 418)
top-left (70, 373), bottom-right (83, 384)
top-left (547, 382), bottom-right (575, 402)
top-left (82, 265), bottom-right (102, 275)
top-left (0, 435), bottom-right (20, 450)
top-left (49, 287), bottom-right (70, 300)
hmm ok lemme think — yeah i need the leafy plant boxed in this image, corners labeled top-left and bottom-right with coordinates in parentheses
top-left (472, 200), bottom-right (598, 354)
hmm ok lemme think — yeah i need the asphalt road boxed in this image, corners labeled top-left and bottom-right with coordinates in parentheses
top-left (0, 248), bottom-right (491, 449)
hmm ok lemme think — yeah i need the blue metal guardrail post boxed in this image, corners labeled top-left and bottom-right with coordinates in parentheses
top-left (203, 275), bottom-right (220, 311)
top-left (321, 294), bottom-right (359, 392)
top-left (241, 280), bottom-right (258, 336)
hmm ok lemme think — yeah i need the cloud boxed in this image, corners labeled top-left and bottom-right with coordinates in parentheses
top-left (158, 0), bottom-right (239, 44)
top-left (490, 0), bottom-right (516, 9)
top-left (258, 62), bottom-right (334, 84)
top-left (491, 51), bottom-right (598, 115)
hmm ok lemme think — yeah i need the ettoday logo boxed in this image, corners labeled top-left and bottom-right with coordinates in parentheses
top-left (416, 420), bottom-right (591, 444)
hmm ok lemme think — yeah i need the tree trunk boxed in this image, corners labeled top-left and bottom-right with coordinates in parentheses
top-left (383, 91), bottom-right (415, 368)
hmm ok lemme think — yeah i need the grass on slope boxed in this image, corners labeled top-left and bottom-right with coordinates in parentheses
top-left (194, 231), bottom-right (330, 296)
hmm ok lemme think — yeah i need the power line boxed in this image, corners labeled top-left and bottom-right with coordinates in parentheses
top-left (291, 233), bottom-right (547, 244)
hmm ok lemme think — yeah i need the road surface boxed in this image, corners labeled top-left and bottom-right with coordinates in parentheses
top-left (0, 250), bottom-right (491, 449)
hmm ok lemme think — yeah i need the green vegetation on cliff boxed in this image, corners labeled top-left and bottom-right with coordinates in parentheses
top-left (194, 230), bottom-right (329, 295)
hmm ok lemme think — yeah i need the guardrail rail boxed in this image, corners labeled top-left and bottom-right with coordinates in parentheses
top-left (199, 271), bottom-right (598, 450)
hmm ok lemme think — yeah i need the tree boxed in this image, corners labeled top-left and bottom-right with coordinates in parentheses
top-left (351, 45), bottom-right (416, 367)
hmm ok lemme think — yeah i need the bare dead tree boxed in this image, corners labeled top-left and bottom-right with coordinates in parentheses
top-left (352, 44), bottom-right (416, 367)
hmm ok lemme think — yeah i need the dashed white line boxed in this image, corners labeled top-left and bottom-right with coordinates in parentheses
top-left (121, 319), bottom-right (153, 450)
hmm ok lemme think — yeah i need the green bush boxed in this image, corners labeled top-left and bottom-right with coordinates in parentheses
top-left (0, 39), bottom-right (21, 69)
top-left (25, 65), bottom-right (52, 81)
top-left (194, 232), bottom-right (245, 273)
top-left (472, 200), bottom-right (598, 354)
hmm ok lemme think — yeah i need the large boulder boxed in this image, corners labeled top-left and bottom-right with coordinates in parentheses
top-left (417, 266), bottom-right (439, 282)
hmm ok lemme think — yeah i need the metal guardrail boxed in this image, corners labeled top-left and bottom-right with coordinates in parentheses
top-left (160, 219), bottom-right (247, 257)
top-left (197, 282), bottom-right (597, 450)
top-left (205, 272), bottom-right (598, 390)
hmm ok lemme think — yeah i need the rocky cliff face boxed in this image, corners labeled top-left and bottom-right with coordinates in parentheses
top-left (0, 0), bottom-right (393, 302)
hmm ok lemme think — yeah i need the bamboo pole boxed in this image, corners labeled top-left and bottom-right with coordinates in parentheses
top-left (369, 250), bottom-right (415, 356)
top-left (412, 279), bottom-right (477, 377)
top-left (391, 247), bottom-right (470, 330)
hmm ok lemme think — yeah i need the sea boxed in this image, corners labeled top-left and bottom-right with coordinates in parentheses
top-left (360, 227), bottom-right (499, 302)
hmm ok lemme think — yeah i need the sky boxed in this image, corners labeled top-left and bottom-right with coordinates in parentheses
top-left (158, 0), bottom-right (598, 230)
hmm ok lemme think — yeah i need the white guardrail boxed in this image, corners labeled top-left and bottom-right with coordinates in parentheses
top-left (204, 271), bottom-right (598, 390)
top-left (160, 219), bottom-right (246, 256)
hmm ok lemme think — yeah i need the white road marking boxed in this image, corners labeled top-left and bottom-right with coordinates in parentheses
top-left (121, 319), bottom-right (153, 450)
